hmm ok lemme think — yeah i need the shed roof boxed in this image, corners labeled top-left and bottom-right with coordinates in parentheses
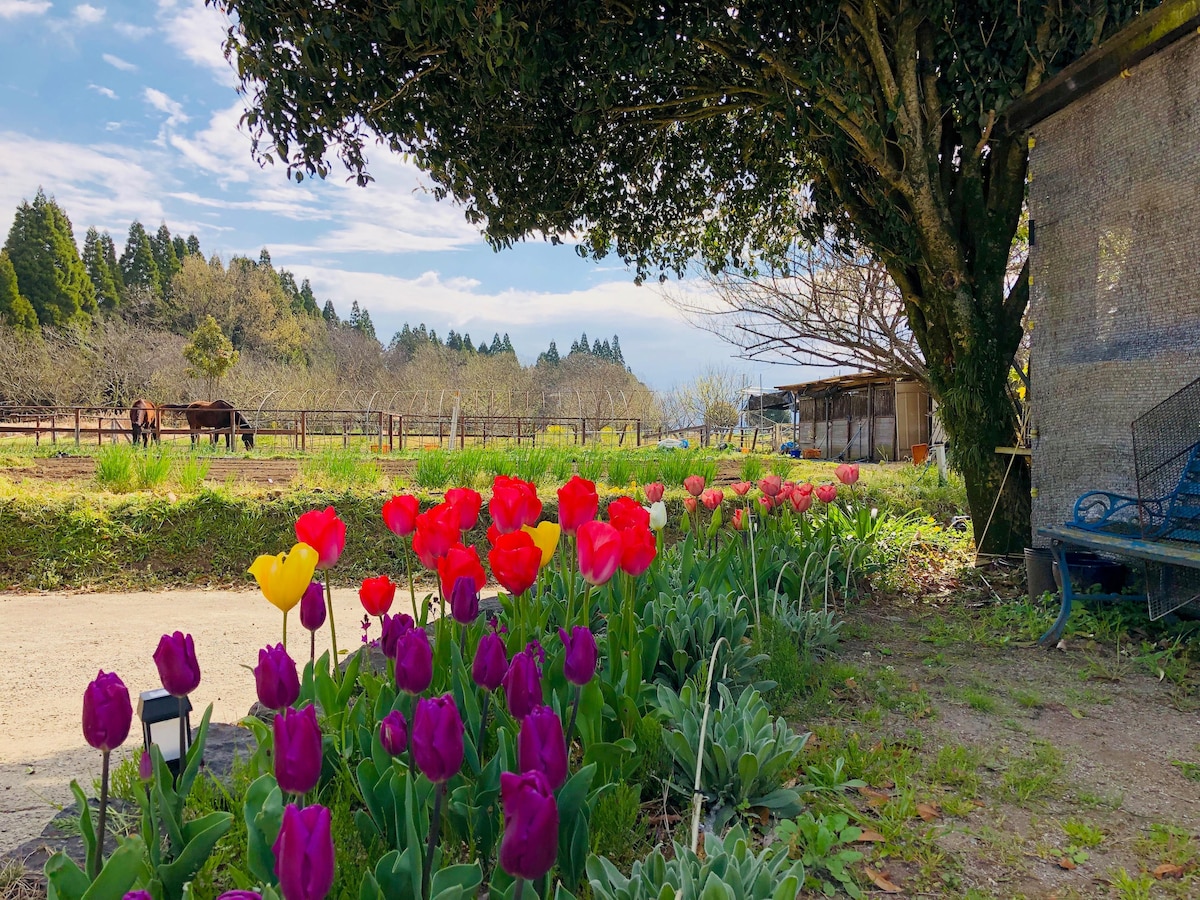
top-left (775, 372), bottom-right (918, 396)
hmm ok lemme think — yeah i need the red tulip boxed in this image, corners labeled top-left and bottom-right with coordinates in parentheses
top-left (577, 520), bottom-right (622, 586)
top-left (445, 487), bottom-right (483, 531)
top-left (731, 508), bottom-right (746, 531)
top-left (730, 481), bottom-right (751, 496)
top-left (758, 495), bottom-right (775, 512)
top-left (683, 475), bottom-right (705, 496)
top-left (295, 507), bottom-right (346, 570)
top-left (488, 531), bottom-right (543, 597)
top-left (412, 503), bottom-right (460, 568)
top-left (437, 543), bottom-right (486, 599)
top-left (700, 488), bottom-right (724, 511)
top-left (835, 463), bottom-right (860, 485)
top-left (489, 476), bottom-right (542, 534)
top-left (683, 496), bottom-right (698, 515)
top-left (607, 496), bottom-right (649, 532)
top-left (779, 481), bottom-right (796, 499)
top-left (759, 475), bottom-right (782, 497)
top-left (619, 525), bottom-right (656, 576)
top-left (382, 494), bottom-right (419, 537)
top-left (359, 575), bottom-right (396, 617)
top-left (816, 483), bottom-right (838, 503)
top-left (557, 475), bottom-right (599, 535)
top-left (797, 482), bottom-right (814, 496)
top-left (643, 482), bottom-right (665, 503)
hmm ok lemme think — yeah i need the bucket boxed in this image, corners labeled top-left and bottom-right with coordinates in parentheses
top-left (1025, 547), bottom-right (1056, 599)
top-left (911, 443), bottom-right (929, 465)
top-left (1052, 551), bottom-right (1127, 595)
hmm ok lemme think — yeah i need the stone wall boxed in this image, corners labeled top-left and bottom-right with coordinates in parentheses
top-left (1029, 28), bottom-right (1200, 541)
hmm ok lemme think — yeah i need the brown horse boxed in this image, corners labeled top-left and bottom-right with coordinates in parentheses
top-left (130, 398), bottom-right (160, 447)
top-left (163, 400), bottom-right (255, 450)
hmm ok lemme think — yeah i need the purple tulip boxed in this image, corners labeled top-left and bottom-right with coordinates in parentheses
top-left (300, 581), bottom-right (326, 632)
top-left (472, 630), bottom-right (509, 691)
top-left (153, 631), bottom-right (201, 697)
top-left (273, 704), bottom-right (322, 795)
top-left (122, 891), bottom-right (154, 900)
top-left (502, 644), bottom-right (543, 720)
top-left (411, 694), bottom-right (464, 783)
top-left (518, 705), bottom-right (569, 789)
top-left (379, 710), bottom-right (408, 757)
top-left (450, 574), bottom-right (480, 624)
top-left (380, 612), bottom-right (414, 660)
top-left (82, 670), bottom-right (132, 752)
top-left (499, 770), bottom-right (559, 881)
top-left (394, 627), bottom-right (433, 694)
top-left (273, 803), bottom-right (335, 900)
top-left (139, 750), bottom-right (153, 783)
top-left (559, 626), bottom-right (598, 686)
top-left (254, 643), bottom-right (300, 712)
top-left (216, 893), bottom-right (264, 900)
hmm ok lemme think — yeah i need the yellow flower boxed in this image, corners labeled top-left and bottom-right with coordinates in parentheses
top-left (522, 521), bottom-right (561, 568)
top-left (249, 542), bottom-right (319, 613)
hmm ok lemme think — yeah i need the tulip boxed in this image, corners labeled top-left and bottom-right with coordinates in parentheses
top-left (790, 491), bottom-right (813, 513)
top-left (499, 770), bottom-right (559, 881)
top-left (394, 627), bottom-right (433, 694)
top-left (619, 525), bottom-right (656, 577)
top-left (502, 644), bottom-right (543, 719)
top-left (295, 507), bottom-right (346, 571)
top-left (731, 507), bottom-right (746, 531)
top-left (759, 475), bottom-right (783, 497)
top-left (835, 463), bottom-right (860, 485)
top-left (779, 481), bottom-right (796, 500)
top-left (559, 626), bottom-right (598, 686)
top-left (647, 500), bottom-right (667, 531)
top-left (380, 612), bottom-right (415, 660)
top-left (731, 481), bottom-right (751, 496)
top-left (522, 521), bottom-right (561, 568)
top-left (123, 893), bottom-right (154, 900)
top-left (379, 710), bottom-right (408, 757)
top-left (139, 750), bottom-right (153, 783)
top-left (154, 631), bottom-right (201, 697)
top-left (437, 543), bottom-right (487, 599)
top-left (682, 496), bottom-right (698, 515)
top-left (273, 803), bottom-right (335, 900)
top-left (700, 488), bottom-right (724, 510)
top-left (445, 487), bottom-right (483, 531)
top-left (254, 643), bottom-right (300, 712)
top-left (577, 520), bottom-right (622, 586)
top-left (816, 483), bottom-right (838, 503)
top-left (607, 496), bottom-right (650, 531)
top-left (216, 893), bottom-right (263, 900)
top-left (359, 574), bottom-right (396, 617)
top-left (472, 629), bottom-right (509, 691)
top-left (382, 493), bottom-right (420, 536)
top-left (557, 475), bottom-right (599, 535)
top-left (643, 481), bottom-right (665, 503)
top-left (249, 542), bottom-right (320, 644)
top-left (797, 481), bottom-right (814, 496)
top-left (518, 705), bottom-right (569, 789)
top-left (489, 476), bottom-right (542, 533)
top-left (683, 474), bottom-right (705, 496)
top-left (300, 582), bottom-right (326, 631)
top-left (449, 575), bottom-right (480, 624)
top-left (758, 494), bottom-right (775, 512)
top-left (488, 531), bottom-right (543, 597)
top-left (83, 670), bottom-right (132, 752)
top-left (412, 503), bottom-right (460, 568)
top-left (274, 704), bottom-right (322, 796)
top-left (412, 694), bottom-right (465, 783)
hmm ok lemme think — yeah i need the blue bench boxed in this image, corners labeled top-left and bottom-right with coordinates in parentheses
top-left (1036, 444), bottom-right (1200, 646)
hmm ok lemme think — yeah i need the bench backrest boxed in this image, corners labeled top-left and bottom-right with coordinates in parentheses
top-left (1157, 443), bottom-right (1200, 544)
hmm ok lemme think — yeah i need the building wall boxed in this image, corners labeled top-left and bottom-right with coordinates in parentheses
top-left (1029, 30), bottom-right (1200, 540)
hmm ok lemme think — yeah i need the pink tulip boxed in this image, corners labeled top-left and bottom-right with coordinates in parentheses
top-left (758, 475), bottom-right (782, 497)
top-left (643, 482), bottom-right (665, 503)
top-left (835, 463), bottom-right (861, 485)
top-left (683, 475), bottom-right (705, 497)
top-left (700, 488), bottom-right (724, 510)
top-left (816, 484), bottom-right (838, 503)
top-left (730, 481), bottom-right (751, 496)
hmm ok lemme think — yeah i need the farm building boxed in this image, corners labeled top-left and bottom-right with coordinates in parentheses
top-left (1010, 0), bottom-right (1200, 540)
top-left (774, 373), bottom-right (933, 462)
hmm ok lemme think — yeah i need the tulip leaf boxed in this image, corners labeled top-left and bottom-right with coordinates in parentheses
top-left (243, 774), bottom-right (283, 886)
top-left (67, 781), bottom-right (97, 883)
top-left (337, 651), bottom-right (362, 710)
top-left (159, 812), bottom-right (232, 900)
top-left (314, 668), bottom-right (338, 721)
top-left (178, 703), bottom-right (216, 805)
top-left (44, 851), bottom-right (89, 900)
top-left (431, 863), bottom-right (483, 897)
top-left (80, 835), bottom-right (146, 900)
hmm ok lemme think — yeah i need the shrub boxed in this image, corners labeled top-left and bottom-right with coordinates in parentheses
top-left (590, 783), bottom-right (643, 866)
top-left (776, 812), bottom-right (866, 899)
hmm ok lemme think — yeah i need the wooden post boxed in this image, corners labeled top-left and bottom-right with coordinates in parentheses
top-left (580, 418), bottom-right (586, 445)
top-left (378, 410), bottom-right (384, 452)
top-left (516, 417), bottom-right (522, 447)
top-left (154, 409), bottom-right (162, 445)
top-left (751, 428), bottom-right (759, 452)
top-left (300, 410), bottom-right (307, 452)
top-left (74, 408), bottom-right (81, 446)
top-left (459, 417), bottom-right (466, 450)
top-left (636, 419), bottom-right (641, 447)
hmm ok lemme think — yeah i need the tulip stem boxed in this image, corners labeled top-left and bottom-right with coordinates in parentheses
top-left (564, 684), bottom-right (582, 748)
top-left (178, 696), bottom-right (188, 787)
top-left (92, 749), bottom-right (109, 879)
top-left (309, 629), bottom-right (316, 671)
top-left (282, 608), bottom-right (288, 651)
top-left (477, 692), bottom-right (491, 755)
top-left (422, 782), bottom-right (446, 900)
top-left (324, 572), bottom-right (340, 679)
top-left (514, 878), bottom-right (525, 900)
top-left (405, 537), bottom-right (416, 612)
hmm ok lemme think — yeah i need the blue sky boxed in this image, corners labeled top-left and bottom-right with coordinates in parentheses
top-left (0, 0), bottom-right (827, 391)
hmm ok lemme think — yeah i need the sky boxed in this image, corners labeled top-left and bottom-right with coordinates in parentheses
top-left (0, 0), bottom-right (827, 391)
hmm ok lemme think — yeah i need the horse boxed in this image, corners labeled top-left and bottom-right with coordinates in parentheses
top-left (163, 400), bottom-right (255, 450)
top-left (130, 398), bottom-right (160, 447)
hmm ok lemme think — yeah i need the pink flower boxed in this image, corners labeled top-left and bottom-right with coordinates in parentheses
top-left (683, 496), bottom-right (698, 514)
top-left (682, 475), bottom-right (705, 497)
top-left (835, 463), bottom-right (860, 485)
top-left (816, 484), bottom-right (838, 503)
top-left (730, 481), bottom-right (751, 496)
top-left (758, 475), bottom-right (782, 497)
top-left (643, 482), bottom-right (665, 503)
top-left (789, 491), bottom-right (812, 513)
top-left (700, 488), bottom-right (724, 510)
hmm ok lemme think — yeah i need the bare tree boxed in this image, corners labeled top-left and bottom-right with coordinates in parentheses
top-left (662, 366), bottom-right (746, 431)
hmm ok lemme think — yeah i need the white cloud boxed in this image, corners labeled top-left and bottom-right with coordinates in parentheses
top-left (72, 3), bottom-right (103, 23)
top-left (114, 21), bottom-right (152, 39)
top-left (158, 0), bottom-right (236, 86)
top-left (88, 84), bottom-right (117, 100)
top-left (143, 87), bottom-right (189, 129)
top-left (101, 52), bottom-right (136, 71)
top-left (0, 1), bottom-right (51, 19)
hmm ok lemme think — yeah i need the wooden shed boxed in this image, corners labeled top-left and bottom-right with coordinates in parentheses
top-left (776, 373), bottom-right (933, 462)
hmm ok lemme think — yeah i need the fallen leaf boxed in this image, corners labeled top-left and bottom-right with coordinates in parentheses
top-left (855, 829), bottom-right (887, 843)
top-left (1057, 857), bottom-right (1076, 870)
top-left (864, 867), bottom-right (903, 893)
top-left (748, 806), bottom-right (771, 826)
top-left (916, 802), bottom-right (941, 822)
top-left (1153, 863), bottom-right (1184, 879)
top-left (844, 677), bottom-right (858, 689)
top-left (910, 681), bottom-right (920, 692)
top-left (858, 786), bottom-right (891, 807)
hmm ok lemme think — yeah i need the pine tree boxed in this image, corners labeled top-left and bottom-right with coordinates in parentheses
top-left (185, 234), bottom-right (202, 257)
top-left (501, 332), bottom-right (514, 354)
top-left (0, 249), bottom-right (38, 331)
top-left (172, 234), bottom-right (188, 261)
top-left (257, 247), bottom-right (273, 269)
top-left (152, 224), bottom-right (181, 291)
top-left (279, 270), bottom-right (300, 311)
top-left (3, 189), bottom-right (97, 327)
top-left (478, 340), bottom-right (490, 355)
top-left (490, 332), bottom-right (503, 354)
top-left (322, 299), bottom-right (339, 324)
top-left (592, 337), bottom-right (604, 357)
top-left (299, 279), bottom-right (319, 316)
top-left (600, 338), bottom-right (612, 360)
top-left (356, 308), bottom-right (377, 340)
top-left (611, 334), bottom-right (625, 366)
top-left (578, 332), bottom-right (589, 355)
top-left (82, 227), bottom-right (121, 310)
top-left (446, 330), bottom-right (462, 351)
top-left (348, 300), bottom-right (363, 330)
top-left (545, 340), bottom-right (559, 363)
top-left (461, 332), bottom-right (475, 353)
top-left (429, 329), bottom-right (441, 346)
top-left (119, 221), bottom-right (162, 298)
top-left (100, 233), bottom-right (122, 291)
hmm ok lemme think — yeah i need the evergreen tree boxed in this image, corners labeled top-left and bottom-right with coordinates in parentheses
top-left (119, 221), bottom-right (162, 298)
top-left (3, 189), bottom-right (97, 327)
top-left (446, 329), bottom-right (462, 351)
top-left (578, 332), bottom-right (589, 355)
top-left (592, 337), bottom-right (604, 357)
top-left (461, 332), bottom-right (475, 354)
top-left (152, 224), bottom-right (181, 290)
top-left (490, 332), bottom-right (503, 354)
top-left (569, 339), bottom-right (580, 354)
top-left (537, 339), bottom-right (560, 366)
top-left (172, 234), bottom-right (188, 261)
top-left (100, 233), bottom-right (122, 291)
top-left (185, 234), bottom-right (202, 257)
top-left (599, 338), bottom-right (612, 360)
top-left (82, 227), bottom-right (121, 310)
top-left (279, 270), bottom-right (300, 312)
top-left (298, 279), bottom-right (319, 316)
top-left (322, 299), bottom-right (339, 325)
top-left (501, 332), bottom-right (514, 354)
top-left (429, 329), bottom-right (441, 346)
top-left (257, 247), bottom-right (273, 269)
top-left (356, 308), bottom-right (377, 340)
top-left (611, 334), bottom-right (625, 366)
top-left (0, 249), bottom-right (38, 331)
top-left (478, 340), bottom-right (490, 355)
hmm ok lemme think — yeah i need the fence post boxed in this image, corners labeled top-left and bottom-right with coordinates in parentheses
top-left (516, 417), bottom-right (522, 447)
top-left (74, 408), bottom-right (81, 446)
top-left (460, 417), bottom-right (466, 450)
top-left (399, 416), bottom-right (405, 451)
top-left (300, 411), bottom-right (307, 452)
top-left (378, 411), bottom-right (384, 452)
top-left (155, 409), bottom-right (162, 445)
top-left (580, 418), bottom-right (586, 446)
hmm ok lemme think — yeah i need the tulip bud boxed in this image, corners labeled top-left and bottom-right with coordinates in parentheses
top-left (358, 574), bottom-right (396, 617)
top-left (643, 481), bottom-right (665, 503)
top-left (559, 626), bottom-right (598, 685)
top-left (450, 574), bottom-right (480, 624)
top-left (488, 531), bottom-right (542, 597)
top-left (273, 704), bottom-right (322, 795)
top-left (518, 705), bottom-right (569, 789)
top-left (254, 643), bottom-right (300, 712)
top-left (380, 612), bottom-right (415, 660)
top-left (445, 487), bottom-right (483, 531)
top-left (682, 496), bottom-right (698, 515)
top-left (273, 803), bottom-right (335, 900)
top-left (577, 520), bottom-right (622, 586)
top-left (731, 508), bottom-right (746, 531)
top-left (139, 750), bottom-right (153, 783)
top-left (683, 475), bottom-right (705, 497)
top-left (295, 506), bottom-right (346, 571)
top-left (382, 493), bottom-right (420, 537)
top-left (300, 581), bottom-right (326, 632)
top-left (835, 463), bottom-right (860, 485)
top-left (790, 491), bottom-right (812, 513)
top-left (412, 694), bottom-right (465, 783)
top-left (394, 627), bottom-right (433, 694)
top-left (123, 892), bottom-right (154, 900)
top-left (472, 630), bottom-right (509, 691)
top-left (557, 475), bottom-right (599, 535)
top-left (502, 644), bottom-right (543, 719)
top-left (82, 670), bottom-right (132, 752)
top-left (379, 710), bottom-right (408, 757)
top-left (153, 631), bottom-right (201, 697)
top-left (499, 770), bottom-right (559, 881)
top-left (700, 488), bottom-right (723, 510)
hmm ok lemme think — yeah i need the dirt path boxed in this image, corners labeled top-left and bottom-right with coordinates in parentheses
top-left (0, 586), bottom-right (435, 855)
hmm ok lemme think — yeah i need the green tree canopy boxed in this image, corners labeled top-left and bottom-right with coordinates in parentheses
top-left (3, 189), bottom-right (96, 327)
top-left (82, 227), bottom-right (121, 310)
top-left (183, 314), bottom-right (239, 397)
top-left (119, 221), bottom-right (162, 299)
top-left (153, 224), bottom-right (181, 291)
top-left (0, 249), bottom-right (38, 331)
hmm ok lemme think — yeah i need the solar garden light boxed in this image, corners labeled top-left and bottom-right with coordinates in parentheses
top-left (137, 688), bottom-right (192, 778)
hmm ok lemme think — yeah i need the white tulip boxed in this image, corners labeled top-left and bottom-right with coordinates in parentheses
top-left (647, 501), bottom-right (667, 531)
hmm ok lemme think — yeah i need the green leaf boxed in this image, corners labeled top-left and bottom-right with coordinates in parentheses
top-left (81, 835), bottom-right (147, 900)
top-left (68, 781), bottom-right (97, 882)
top-left (44, 852), bottom-right (90, 900)
top-left (159, 811), bottom-right (233, 900)
top-left (244, 774), bottom-right (284, 886)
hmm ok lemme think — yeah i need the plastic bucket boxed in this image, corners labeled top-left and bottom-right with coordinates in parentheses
top-left (911, 443), bottom-right (929, 465)
top-left (1025, 547), bottom-right (1056, 599)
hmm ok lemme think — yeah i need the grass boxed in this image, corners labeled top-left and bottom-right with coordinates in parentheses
top-left (134, 452), bottom-right (172, 489)
top-left (176, 454), bottom-right (211, 491)
top-left (300, 451), bottom-right (382, 490)
top-left (1000, 740), bottom-right (1064, 803)
top-left (94, 444), bottom-right (134, 490)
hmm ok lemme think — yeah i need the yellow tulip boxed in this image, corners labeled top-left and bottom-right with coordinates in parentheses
top-left (522, 521), bottom-right (561, 568)
top-left (249, 542), bottom-right (319, 613)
